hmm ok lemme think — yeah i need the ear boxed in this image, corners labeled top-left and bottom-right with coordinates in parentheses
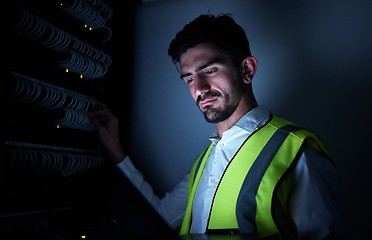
top-left (241, 56), bottom-right (258, 84)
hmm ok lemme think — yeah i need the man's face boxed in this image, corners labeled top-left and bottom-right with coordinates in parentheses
top-left (179, 43), bottom-right (244, 123)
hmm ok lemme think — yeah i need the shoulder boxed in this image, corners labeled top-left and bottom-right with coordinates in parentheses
top-left (294, 144), bottom-right (336, 182)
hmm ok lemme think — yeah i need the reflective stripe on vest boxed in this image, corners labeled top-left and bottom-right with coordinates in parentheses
top-left (179, 115), bottom-right (333, 237)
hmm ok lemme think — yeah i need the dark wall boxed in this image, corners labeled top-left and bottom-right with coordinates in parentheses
top-left (130, 1), bottom-right (372, 239)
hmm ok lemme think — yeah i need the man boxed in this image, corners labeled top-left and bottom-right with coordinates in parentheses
top-left (89, 14), bottom-right (348, 239)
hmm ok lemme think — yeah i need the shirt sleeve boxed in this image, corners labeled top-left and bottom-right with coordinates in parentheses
top-left (290, 146), bottom-right (349, 239)
top-left (116, 156), bottom-right (188, 229)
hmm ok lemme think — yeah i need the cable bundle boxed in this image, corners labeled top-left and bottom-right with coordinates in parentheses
top-left (39, 23), bottom-right (71, 51)
top-left (62, 0), bottom-right (113, 28)
top-left (5, 141), bottom-right (105, 177)
top-left (10, 72), bottom-right (106, 111)
top-left (0, 208), bottom-right (87, 239)
top-left (16, 7), bottom-right (112, 79)
top-left (62, 0), bottom-right (113, 43)
top-left (0, 216), bottom-right (50, 238)
top-left (87, 0), bottom-right (113, 21)
top-left (58, 50), bottom-right (108, 79)
top-left (69, 34), bottom-right (112, 66)
top-left (55, 107), bottom-right (95, 131)
top-left (10, 72), bottom-right (105, 130)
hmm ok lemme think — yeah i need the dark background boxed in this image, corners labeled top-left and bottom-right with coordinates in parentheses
top-left (4, 0), bottom-right (372, 239)
top-left (129, 1), bottom-right (372, 239)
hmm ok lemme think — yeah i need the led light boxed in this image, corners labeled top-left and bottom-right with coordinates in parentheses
top-left (80, 75), bottom-right (83, 78)
top-left (65, 68), bottom-right (69, 72)
top-left (89, 27), bottom-right (93, 31)
top-left (56, 125), bottom-right (61, 128)
top-left (84, 24), bottom-right (88, 28)
top-left (81, 236), bottom-right (86, 239)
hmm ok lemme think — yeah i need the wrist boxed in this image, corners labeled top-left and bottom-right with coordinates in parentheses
top-left (107, 146), bottom-right (127, 164)
top-left (112, 150), bottom-right (127, 164)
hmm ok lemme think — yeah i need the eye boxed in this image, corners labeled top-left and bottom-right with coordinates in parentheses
top-left (185, 77), bottom-right (194, 84)
top-left (205, 69), bottom-right (217, 75)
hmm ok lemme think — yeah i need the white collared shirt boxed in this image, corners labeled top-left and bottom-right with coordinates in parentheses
top-left (190, 106), bottom-right (270, 233)
top-left (117, 106), bottom-right (348, 238)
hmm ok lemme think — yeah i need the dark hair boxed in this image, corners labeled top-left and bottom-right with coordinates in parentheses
top-left (168, 14), bottom-right (251, 66)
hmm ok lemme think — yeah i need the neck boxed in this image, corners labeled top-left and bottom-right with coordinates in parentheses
top-left (215, 93), bottom-right (258, 138)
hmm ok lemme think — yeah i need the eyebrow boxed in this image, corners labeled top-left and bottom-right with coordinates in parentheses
top-left (180, 57), bottom-right (223, 80)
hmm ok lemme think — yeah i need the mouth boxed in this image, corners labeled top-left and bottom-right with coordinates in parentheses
top-left (199, 98), bottom-right (217, 109)
top-left (200, 98), bottom-right (215, 105)
top-left (197, 92), bottom-right (221, 110)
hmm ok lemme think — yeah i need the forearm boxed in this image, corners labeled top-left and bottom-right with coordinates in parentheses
top-left (107, 146), bottom-right (127, 164)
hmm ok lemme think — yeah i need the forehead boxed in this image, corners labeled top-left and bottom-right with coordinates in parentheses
top-left (179, 43), bottom-right (229, 72)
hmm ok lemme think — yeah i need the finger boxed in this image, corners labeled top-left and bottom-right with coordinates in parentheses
top-left (89, 113), bottom-right (103, 129)
top-left (91, 108), bottom-right (111, 115)
top-left (90, 108), bottom-right (116, 121)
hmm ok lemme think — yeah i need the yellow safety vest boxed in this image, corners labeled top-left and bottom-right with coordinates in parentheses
top-left (180, 116), bottom-right (333, 239)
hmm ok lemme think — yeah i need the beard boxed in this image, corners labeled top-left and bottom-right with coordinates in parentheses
top-left (197, 80), bottom-right (244, 123)
top-left (202, 99), bottom-right (239, 123)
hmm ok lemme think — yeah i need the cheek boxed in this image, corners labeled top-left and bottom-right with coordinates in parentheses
top-left (188, 86), bottom-right (197, 101)
top-left (218, 73), bottom-right (241, 93)
top-left (211, 78), bottom-right (228, 96)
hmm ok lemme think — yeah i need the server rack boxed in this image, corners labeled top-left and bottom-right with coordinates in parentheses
top-left (2, 1), bottom-right (137, 239)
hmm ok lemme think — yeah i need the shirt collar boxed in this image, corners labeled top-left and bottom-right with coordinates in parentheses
top-left (209, 105), bottom-right (271, 144)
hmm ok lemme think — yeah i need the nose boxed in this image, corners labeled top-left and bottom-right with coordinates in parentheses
top-left (192, 74), bottom-right (210, 99)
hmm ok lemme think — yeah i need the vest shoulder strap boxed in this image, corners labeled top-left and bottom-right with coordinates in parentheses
top-left (187, 147), bottom-right (208, 199)
top-left (180, 143), bottom-right (214, 235)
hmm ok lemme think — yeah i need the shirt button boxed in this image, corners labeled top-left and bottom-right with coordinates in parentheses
top-left (210, 178), bottom-right (216, 184)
